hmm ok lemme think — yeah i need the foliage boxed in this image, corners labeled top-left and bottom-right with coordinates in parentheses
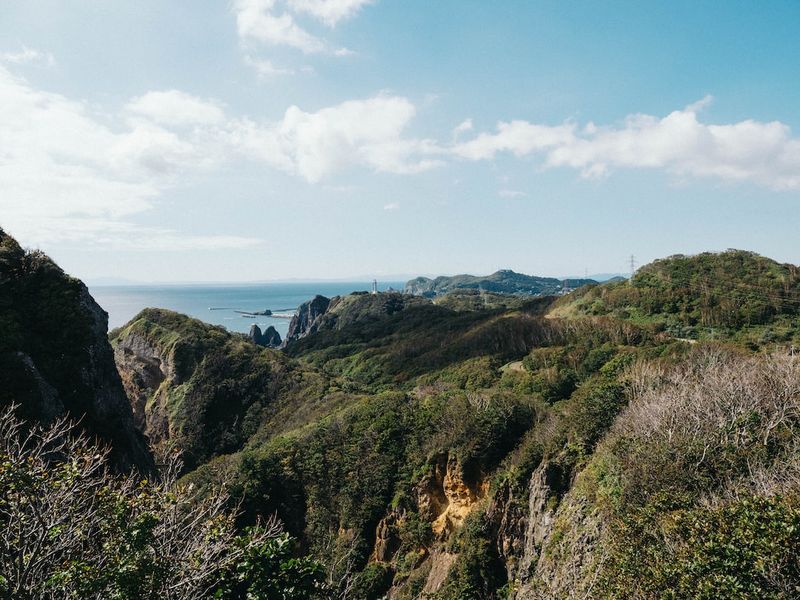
top-left (558, 250), bottom-right (800, 346)
top-left (111, 309), bottom-right (323, 470)
top-left (0, 406), bottom-right (325, 600)
top-left (597, 349), bottom-right (800, 598)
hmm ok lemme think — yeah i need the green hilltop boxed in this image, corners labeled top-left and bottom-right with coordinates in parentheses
top-left (405, 269), bottom-right (596, 297)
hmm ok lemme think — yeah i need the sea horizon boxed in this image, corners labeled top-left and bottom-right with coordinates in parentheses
top-left (90, 280), bottom-right (406, 337)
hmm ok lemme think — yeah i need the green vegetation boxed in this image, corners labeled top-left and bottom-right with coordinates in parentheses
top-left (556, 250), bottom-right (800, 347)
top-left (433, 289), bottom-right (529, 312)
top-left (405, 269), bottom-right (596, 298)
top-left (6, 237), bottom-right (800, 599)
top-left (0, 229), bottom-right (150, 470)
top-left (0, 407), bottom-right (326, 600)
top-left (111, 309), bottom-right (325, 469)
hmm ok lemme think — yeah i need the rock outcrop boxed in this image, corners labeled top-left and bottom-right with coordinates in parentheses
top-left (0, 229), bottom-right (153, 472)
top-left (417, 454), bottom-right (488, 539)
top-left (112, 309), bottom-right (315, 470)
top-left (248, 324), bottom-right (282, 348)
top-left (283, 295), bottom-right (331, 344)
top-left (370, 508), bottom-right (405, 563)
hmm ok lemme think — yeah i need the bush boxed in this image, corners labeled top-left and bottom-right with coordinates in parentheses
top-left (0, 406), bottom-right (326, 600)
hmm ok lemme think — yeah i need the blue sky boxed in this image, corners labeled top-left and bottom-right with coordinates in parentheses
top-left (1, 0), bottom-right (799, 282)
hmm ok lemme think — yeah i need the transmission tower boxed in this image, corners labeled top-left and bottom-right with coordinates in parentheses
top-left (629, 254), bottom-right (637, 278)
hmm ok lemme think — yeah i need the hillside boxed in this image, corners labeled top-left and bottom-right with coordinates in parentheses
top-left (0, 229), bottom-right (152, 471)
top-left (550, 250), bottom-right (800, 347)
top-left (5, 241), bottom-right (800, 599)
top-left (111, 308), bottom-right (326, 470)
top-left (185, 251), bottom-right (800, 598)
top-left (405, 270), bottom-right (596, 298)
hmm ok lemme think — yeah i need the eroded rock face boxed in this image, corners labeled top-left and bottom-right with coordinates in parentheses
top-left (113, 329), bottom-right (173, 447)
top-left (416, 454), bottom-right (488, 539)
top-left (482, 459), bottom-right (593, 600)
top-left (422, 551), bottom-right (459, 596)
top-left (283, 295), bottom-right (331, 344)
top-left (370, 508), bottom-right (405, 563)
top-left (519, 491), bottom-right (602, 600)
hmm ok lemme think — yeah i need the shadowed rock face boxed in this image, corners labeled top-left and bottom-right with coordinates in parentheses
top-left (283, 295), bottom-right (331, 344)
top-left (0, 228), bottom-right (154, 473)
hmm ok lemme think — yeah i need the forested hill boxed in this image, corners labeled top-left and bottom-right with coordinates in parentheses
top-left (552, 249), bottom-right (800, 346)
top-left (405, 269), bottom-right (597, 297)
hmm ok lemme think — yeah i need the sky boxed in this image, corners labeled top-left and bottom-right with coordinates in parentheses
top-left (1, 0), bottom-right (799, 283)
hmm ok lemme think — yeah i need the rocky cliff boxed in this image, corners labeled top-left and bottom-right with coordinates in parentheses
top-left (283, 292), bottom-right (430, 346)
top-left (0, 228), bottom-right (153, 472)
top-left (283, 294), bottom-right (331, 344)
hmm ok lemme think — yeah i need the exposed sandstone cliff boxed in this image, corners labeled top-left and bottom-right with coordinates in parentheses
top-left (417, 454), bottom-right (488, 539)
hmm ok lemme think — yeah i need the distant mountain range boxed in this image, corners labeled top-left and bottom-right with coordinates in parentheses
top-left (404, 269), bottom-right (597, 297)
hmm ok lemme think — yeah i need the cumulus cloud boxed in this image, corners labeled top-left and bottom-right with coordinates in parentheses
top-left (452, 118), bottom-right (473, 138)
top-left (452, 97), bottom-right (800, 190)
top-left (228, 94), bottom-right (443, 182)
top-left (0, 65), bottom-right (255, 249)
top-left (288, 0), bottom-right (374, 27)
top-left (243, 54), bottom-right (295, 77)
top-left (383, 202), bottom-right (399, 210)
top-left (0, 63), bottom-right (438, 248)
top-left (235, 0), bottom-right (326, 53)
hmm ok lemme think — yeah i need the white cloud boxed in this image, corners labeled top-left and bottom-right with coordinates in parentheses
top-left (453, 98), bottom-right (800, 190)
top-left (383, 202), bottom-right (399, 210)
top-left (0, 62), bottom-right (438, 249)
top-left (229, 94), bottom-right (443, 182)
top-left (233, 0), bottom-right (370, 59)
top-left (452, 120), bottom-right (575, 161)
top-left (0, 65), bottom-right (257, 250)
top-left (288, 0), bottom-right (374, 26)
top-left (126, 90), bottom-right (226, 126)
top-left (498, 189), bottom-right (525, 198)
top-left (452, 118), bottom-right (473, 138)
top-left (234, 0), bottom-right (326, 53)
top-left (0, 46), bottom-right (55, 67)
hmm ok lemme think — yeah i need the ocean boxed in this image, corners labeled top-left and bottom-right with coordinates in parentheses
top-left (89, 281), bottom-right (405, 338)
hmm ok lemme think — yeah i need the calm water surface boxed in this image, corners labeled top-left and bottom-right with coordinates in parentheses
top-left (90, 282), bottom-right (404, 338)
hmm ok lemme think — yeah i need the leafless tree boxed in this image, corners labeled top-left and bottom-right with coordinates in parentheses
top-left (0, 405), bottom-right (282, 600)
